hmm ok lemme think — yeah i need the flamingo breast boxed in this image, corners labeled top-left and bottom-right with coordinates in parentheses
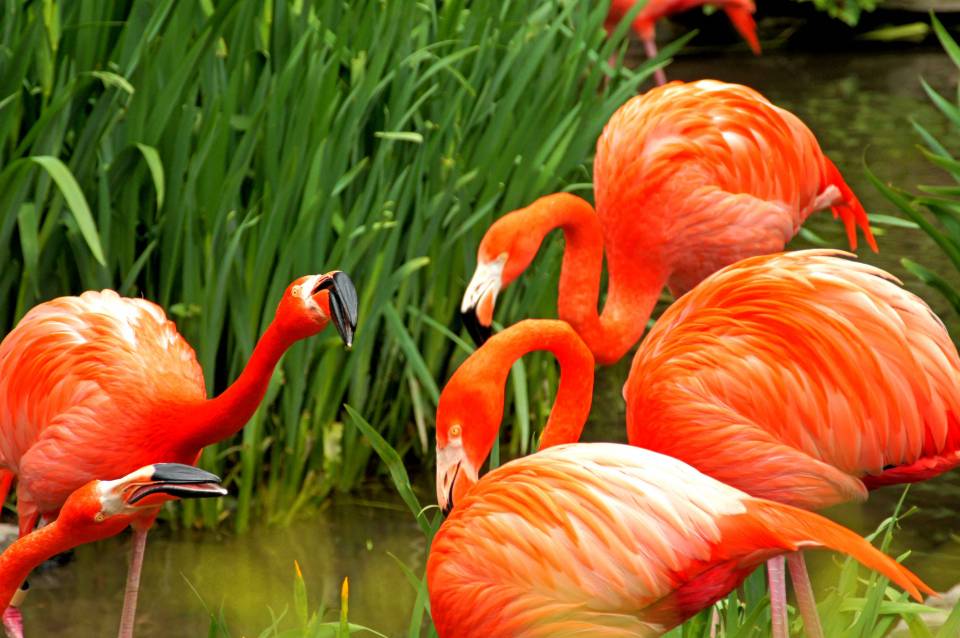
top-left (0, 290), bottom-right (205, 513)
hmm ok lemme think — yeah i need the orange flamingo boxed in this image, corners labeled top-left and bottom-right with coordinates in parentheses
top-left (0, 463), bottom-right (226, 638)
top-left (0, 271), bottom-right (357, 638)
top-left (430, 323), bottom-right (931, 637)
top-left (460, 80), bottom-right (876, 364)
top-left (624, 250), bottom-right (960, 637)
top-left (606, 0), bottom-right (761, 86)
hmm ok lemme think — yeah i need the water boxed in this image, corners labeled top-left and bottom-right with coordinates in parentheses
top-left (20, 47), bottom-right (960, 636)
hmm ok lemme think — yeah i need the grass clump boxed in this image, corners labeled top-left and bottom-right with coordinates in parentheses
top-left (0, 0), bottom-right (673, 530)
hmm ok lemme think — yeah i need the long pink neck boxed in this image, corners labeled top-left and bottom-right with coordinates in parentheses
top-left (527, 193), bottom-right (665, 365)
top-left (458, 320), bottom-right (595, 452)
top-left (177, 320), bottom-right (295, 452)
top-left (0, 523), bottom-right (70, 609)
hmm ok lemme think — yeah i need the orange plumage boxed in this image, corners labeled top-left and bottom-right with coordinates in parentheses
top-left (462, 81), bottom-right (875, 365)
top-left (428, 443), bottom-right (930, 637)
top-left (625, 249), bottom-right (960, 509)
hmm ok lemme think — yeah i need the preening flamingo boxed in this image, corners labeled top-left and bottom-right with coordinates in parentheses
top-left (624, 249), bottom-right (960, 636)
top-left (606, 0), bottom-right (761, 86)
top-left (0, 463), bottom-right (226, 638)
top-left (460, 80), bottom-right (876, 364)
top-left (0, 271), bottom-right (357, 638)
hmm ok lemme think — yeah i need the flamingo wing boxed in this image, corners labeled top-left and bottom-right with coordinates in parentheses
top-left (626, 250), bottom-right (960, 508)
top-left (427, 443), bottom-right (928, 637)
top-left (594, 81), bottom-right (874, 284)
top-left (0, 290), bottom-right (205, 514)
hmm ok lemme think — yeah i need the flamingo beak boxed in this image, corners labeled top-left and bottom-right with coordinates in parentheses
top-left (460, 256), bottom-right (506, 346)
top-left (313, 271), bottom-right (359, 349)
top-left (119, 464), bottom-right (227, 507)
top-left (436, 444), bottom-right (477, 516)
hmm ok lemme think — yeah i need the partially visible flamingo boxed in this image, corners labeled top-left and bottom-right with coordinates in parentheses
top-left (606, 0), bottom-right (761, 86)
top-left (624, 250), bottom-right (960, 637)
top-left (461, 80), bottom-right (876, 364)
top-left (0, 270), bottom-right (358, 638)
top-left (1, 463), bottom-right (226, 638)
top-left (430, 322), bottom-right (932, 637)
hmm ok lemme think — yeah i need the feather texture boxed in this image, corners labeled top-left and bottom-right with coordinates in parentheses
top-left (625, 250), bottom-right (960, 509)
top-left (428, 443), bottom-right (930, 637)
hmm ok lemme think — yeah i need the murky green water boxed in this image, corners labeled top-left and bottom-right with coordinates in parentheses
top-left (20, 47), bottom-right (960, 636)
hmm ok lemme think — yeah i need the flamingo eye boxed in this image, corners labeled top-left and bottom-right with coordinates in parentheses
top-left (94, 512), bottom-right (106, 523)
top-left (449, 424), bottom-right (462, 438)
top-left (291, 286), bottom-right (302, 298)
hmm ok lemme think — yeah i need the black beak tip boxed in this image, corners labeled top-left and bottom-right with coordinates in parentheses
top-left (150, 463), bottom-right (222, 485)
top-left (322, 271), bottom-right (359, 348)
top-left (460, 309), bottom-right (492, 347)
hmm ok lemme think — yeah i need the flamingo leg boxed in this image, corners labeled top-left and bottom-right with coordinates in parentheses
top-left (642, 36), bottom-right (667, 86)
top-left (768, 556), bottom-right (789, 638)
top-left (117, 527), bottom-right (149, 638)
top-left (787, 552), bottom-right (825, 638)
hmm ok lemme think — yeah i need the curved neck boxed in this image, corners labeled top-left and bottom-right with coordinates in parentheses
top-left (454, 319), bottom-right (595, 455)
top-left (0, 523), bottom-right (69, 609)
top-left (178, 320), bottom-right (294, 452)
top-left (528, 193), bottom-right (664, 365)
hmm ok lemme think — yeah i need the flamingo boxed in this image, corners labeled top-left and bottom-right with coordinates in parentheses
top-left (430, 323), bottom-right (932, 637)
top-left (605, 0), bottom-right (761, 86)
top-left (460, 80), bottom-right (876, 364)
top-left (623, 250), bottom-right (960, 637)
top-left (429, 445), bottom-right (930, 637)
top-left (0, 463), bottom-right (226, 638)
top-left (0, 270), bottom-right (358, 638)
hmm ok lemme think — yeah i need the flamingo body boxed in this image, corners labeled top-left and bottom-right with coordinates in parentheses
top-left (428, 443), bottom-right (929, 638)
top-left (606, 0), bottom-right (760, 55)
top-left (462, 81), bottom-right (874, 364)
top-left (0, 291), bottom-right (205, 527)
top-left (625, 250), bottom-right (960, 510)
top-left (595, 81), bottom-right (875, 297)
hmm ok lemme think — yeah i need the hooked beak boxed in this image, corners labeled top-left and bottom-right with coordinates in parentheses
top-left (121, 464), bottom-right (227, 506)
top-left (313, 271), bottom-right (359, 348)
top-left (436, 445), bottom-right (477, 516)
top-left (460, 256), bottom-right (506, 347)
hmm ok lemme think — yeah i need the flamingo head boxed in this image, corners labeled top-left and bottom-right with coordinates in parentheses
top-left (275, 271), bottom-right (358, 347)
top-left (461, 211), bottom-right (545, 346)
top-left (55, 464), bottom-right (227, 544)
top-left (435, 346), bottom-right (509, 515)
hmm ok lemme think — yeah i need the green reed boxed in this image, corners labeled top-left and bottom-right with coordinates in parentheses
top-left (0, 0), bottom-right (678, 530)
top-left (869, 14), bottom-right (960, 348)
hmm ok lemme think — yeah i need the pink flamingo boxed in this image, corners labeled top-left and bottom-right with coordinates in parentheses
top-left (0, 271), bottom-right (357, 637)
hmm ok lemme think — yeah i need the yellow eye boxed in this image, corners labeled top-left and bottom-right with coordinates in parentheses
top-left (94, 512), bottom-right (106, 522)
top-left (449, 424), bottom-right (462, 438)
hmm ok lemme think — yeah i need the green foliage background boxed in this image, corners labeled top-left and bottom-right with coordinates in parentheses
top-left (0, 0), bottom-right (673, 530)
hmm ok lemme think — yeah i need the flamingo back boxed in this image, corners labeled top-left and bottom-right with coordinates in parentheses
top-left (0, 290), bottom-right (205, 514)
top-left (427, 442), bottom-right (929, 637)
top-left (594, 81), bottom-right (874, 294)
top-left (625, 250), bottom-right (960, 509)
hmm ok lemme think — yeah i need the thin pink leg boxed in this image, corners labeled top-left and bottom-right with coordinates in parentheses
top-left (643, 36), bottom-right (667, 86)
top-left (117, 527), bottom-right (149, 638)
top-left (768, 556), bottom-right (789, 638)
top-left (709, 606), bottom-right (719, 638)
top-left (787, 552), bottom-right (825, 638)
top-left (2, 606), bottom-right (23, 638)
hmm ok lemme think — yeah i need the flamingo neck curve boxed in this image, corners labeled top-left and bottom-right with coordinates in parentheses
top-left (0, 522), bottom-right (70, 609)
top-left (177, 320), bottom-right (295, 452)
top-left (457, 319), bottom-right (595, 455)
top-left (527, 193), bottom-right (664, 365)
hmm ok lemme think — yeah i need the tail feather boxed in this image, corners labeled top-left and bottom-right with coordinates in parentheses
top-left (745, 500), bottom-right (932, 601)
top-left (723, 6), bottom-right (761, 55)
top-left (823, 156), bottom-right (879, 252)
